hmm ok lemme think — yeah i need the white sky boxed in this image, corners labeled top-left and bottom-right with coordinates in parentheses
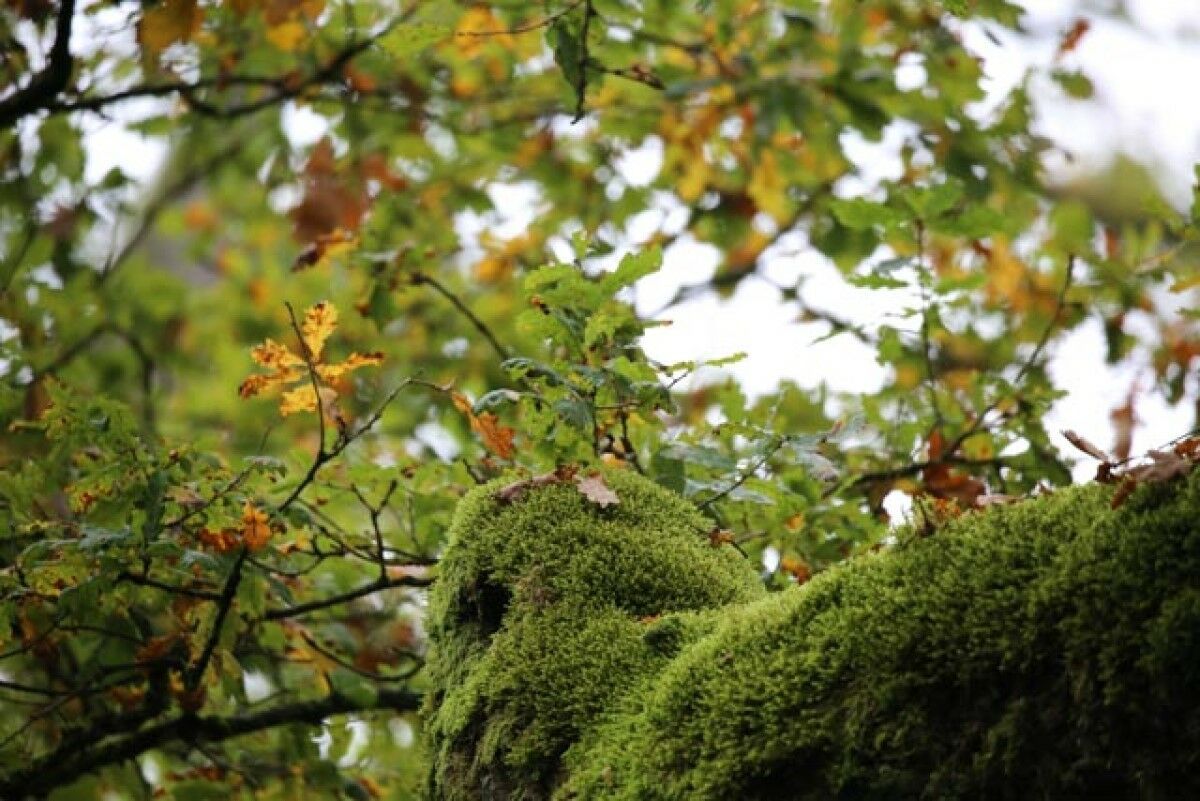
top-left (72, 0), bottom-right (1200, 482)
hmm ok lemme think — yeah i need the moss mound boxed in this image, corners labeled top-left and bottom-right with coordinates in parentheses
top-left (426, 469), bottom-right (1200, 800)
top-left (423, 469), bottom-right (764, 799)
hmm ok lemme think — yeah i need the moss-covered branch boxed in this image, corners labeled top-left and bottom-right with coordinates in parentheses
top-left (425, 469), bottom-right (1200, 799)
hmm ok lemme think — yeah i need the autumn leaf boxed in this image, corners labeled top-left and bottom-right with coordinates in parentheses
top-left (779, 555), bottom-right (811, 584)
top-left (1062, 430), bottom-right (1111, 462)
top-left (266, 20), bottom-right (306, 51)
top-left (316, 351), bottom-right (385, 381)
top-left (1110, 385), bottom-right (1139, 462)
top-left (241, 502), bottom-right (272, 551)
top-left (240, 302), bottom-right (383, 417)
top-left (198, 527), bottom-right (238, 552)
top-left (138, 0), bottom-right (203, 59)
top-left (301, 301), bottom-right (337, 361)
top-left (289, 138), bottom-right (369, 243)
top-left (452, 391), bottom-right (516, 459)
top-left (575, 471), bottom-right (619, 507)
top-left (1056, 18), bottom-right (1091, 59)
top-left (293, 228), bottom-right (358, 272)
top-left (279, 384), bottom-right (339, 417)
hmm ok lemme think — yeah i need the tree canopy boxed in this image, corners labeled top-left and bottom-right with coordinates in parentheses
top-left (1, 0), bottom-right (1199, 798)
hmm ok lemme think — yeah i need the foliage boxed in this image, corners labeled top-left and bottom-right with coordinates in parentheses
top-left (1, 0), bottom-right (1199, 797)
top-left (432, 466), bottom-right (1200, 800)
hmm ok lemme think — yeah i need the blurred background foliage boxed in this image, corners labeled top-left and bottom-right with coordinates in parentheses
top-left (1, 0), bottom-right (1199, 797)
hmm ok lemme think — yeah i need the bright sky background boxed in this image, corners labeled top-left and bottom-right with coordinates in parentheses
top-left (75, 0), bottom-right (1200, 483)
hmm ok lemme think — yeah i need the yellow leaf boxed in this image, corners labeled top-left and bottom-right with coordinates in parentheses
top-left (279, 384), bottom-right (338, 416)
top-left (251, 338), bottom-right (305, 370)
top-left (676, 156), bottom-right (710, 203)
top-left (1170, 273), bottom-right (1200, 293)
top-left (454, 7), bottom-right (514, 56)
top-left (138, 0), bottom-right (203, 59)
top-left (747, 150), bottom-right (791, 224)
top-left (241, 502), bottom-right (272, 552)
top-left (266, 20), bottom-right (306, 52)
top-left (301, 301), bottom-right (337, 361)
top-left (316, 351), bottom-right (384, 382)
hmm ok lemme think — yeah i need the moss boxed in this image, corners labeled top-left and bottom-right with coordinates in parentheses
top-left (423, 469), bottom-right (763, 800)
top-left (426, 469), bottom-right (1200, 800)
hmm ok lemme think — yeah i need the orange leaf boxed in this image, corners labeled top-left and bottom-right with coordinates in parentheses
top-left (241, 502), bottom-right (272, 552)
top-left (316, 351), bottom-right (385, 381)
top-left (779, 556), bottom-right (811, 585)
top-left (266, 19), bottom-right (306, 51)
top-left (1056, 18), bottom-right (1090, 58)
top-left (451, 392), bottom-right (515, 459)
top-left (474, 411), bottom-right (515, 459)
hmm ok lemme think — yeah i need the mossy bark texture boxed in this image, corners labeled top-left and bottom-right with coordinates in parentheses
top-left (424, 469), bottom-right (1200, 800)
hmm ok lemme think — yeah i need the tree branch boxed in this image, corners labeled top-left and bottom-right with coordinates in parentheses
top-left (261, 575), bottom-right (432, 621)
top-left (411, 272), bottom-right (509, 361)
top-left (0, 0), bottom-right (76, 128)
top-left (0, 687), bottom-right (421, 799)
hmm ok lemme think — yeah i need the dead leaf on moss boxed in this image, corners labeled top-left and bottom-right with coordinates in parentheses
top-left (575, 472), bottom-right (619, 507)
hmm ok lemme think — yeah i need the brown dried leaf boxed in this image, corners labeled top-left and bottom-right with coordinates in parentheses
top-left (1127, 449), bottom-right (1193, 484)
top-left (575, 472), bottom-right (619, 508)
top-left (1062, 429), bottom-right (1111, 462)
top-left (1056, 18), bottom-right (1091, 58)
top-left (1110, 477), bottom-right (1138, 509)
top-left (974, 493), bottom-right (1022, 508)
top-left (1110, 385), bottom-right (1138, 462)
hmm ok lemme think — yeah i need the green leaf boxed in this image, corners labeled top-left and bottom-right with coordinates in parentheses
top-left (600, 247), bottom-right (663, 293)
top-left (474, 389), bottom-right (523, 413)
top-left (901, 180), bottom-right (963, 221)
top-left (171, 781), bottom-right (230, 801)
top-left (380, 22), bottom-right (450, 57)
top-left (503, 357), bottom-right (566, 387)
top-left (830, 198), bottom-right (908, 230)
top-left (550, 20), bottom-right (584, 102)
top-left (660, 443), bottom-right (736, 472)
top-left (331, 669), bottom-right (379, 708)
top-left (1051, 69), bottom-right (1094, 99)
top-left (650, 452), bottom-right (686, 494)
top-left (553, 396), bottom-right (593, 431)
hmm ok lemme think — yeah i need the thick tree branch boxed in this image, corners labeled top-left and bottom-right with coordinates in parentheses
top-left (0, 687), bottom-right (422, 799)
top-left (0, 0), bottom-right (76, 128)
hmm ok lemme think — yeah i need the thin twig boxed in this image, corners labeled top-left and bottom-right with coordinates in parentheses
top-left (411, 272), bottom-right (509, 361)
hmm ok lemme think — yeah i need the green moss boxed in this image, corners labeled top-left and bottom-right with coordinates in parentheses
top-left (423, 469), bottom-right (763, 800)
top-left (426, 469), bottom-right (1200, 800)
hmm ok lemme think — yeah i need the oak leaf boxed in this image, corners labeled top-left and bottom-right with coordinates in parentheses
top-left (138, 0), bottom-right (203, 59)
top-left (452, 391), bottom-right (516, 459)
top-left (240, 301), bottom-right (384, 418)
top-left (575, 472), bottom-right (619, 507)
top-left (241, 502), bottom-right (272, 551)
top-left (301, 301), bottom-right (337, 360)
